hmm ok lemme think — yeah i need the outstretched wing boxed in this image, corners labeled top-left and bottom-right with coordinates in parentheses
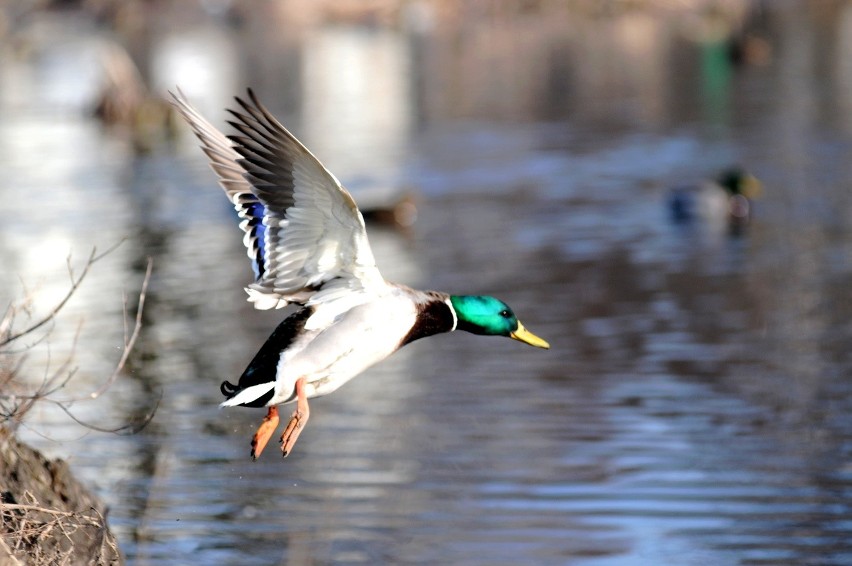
top-left (170, 89), bottom-right (268, 281)
top-left (170, 89), bottom-right (386, 310)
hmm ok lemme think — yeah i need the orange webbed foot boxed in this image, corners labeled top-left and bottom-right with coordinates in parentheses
top-left (280, 377), bottom-right (310, 457)
top-left (250, 405), bottom-right (279, 460)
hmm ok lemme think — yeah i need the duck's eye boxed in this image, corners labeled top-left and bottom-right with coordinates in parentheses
top-left (499, 310), bottom-right (511, 318)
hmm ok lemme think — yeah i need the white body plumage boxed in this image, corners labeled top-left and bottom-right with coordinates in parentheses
top-left (220, 287), bottom-right (457, 408)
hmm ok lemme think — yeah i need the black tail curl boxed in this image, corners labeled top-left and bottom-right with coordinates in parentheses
top-left (218, 307), bottom-right (314, 406)
top-left (220, 380), bottom-right (239, 398)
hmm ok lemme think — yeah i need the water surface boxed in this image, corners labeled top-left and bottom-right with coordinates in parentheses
top-left (3, 3), bottom-right (852, 565)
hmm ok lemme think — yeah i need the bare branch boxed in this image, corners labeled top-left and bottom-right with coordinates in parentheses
top-left (89, 256), bottom-right (153, 401)
top-left (47, 389), bottom-right (161, 436)
top-left (0, 240), bottom-right (124, 348)
top-left (0, 242), bottom-right (157, 436)
top-left (0, 536), bottom-right (23, 566)
top-left (0, 504), bottom-right (79, 518)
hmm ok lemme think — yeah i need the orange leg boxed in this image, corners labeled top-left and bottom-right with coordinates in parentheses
top-left (250, 405), bottom-right (279, 461)
top-left (280, 377), bottom-right (310, 457)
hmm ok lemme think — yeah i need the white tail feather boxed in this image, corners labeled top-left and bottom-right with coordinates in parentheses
top-left (220, 382), bottom-right (275, 407)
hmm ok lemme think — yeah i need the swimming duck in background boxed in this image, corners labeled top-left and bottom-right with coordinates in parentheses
top-left (170, 90), bottom-right (550, 460)
top-left (668, 167), bottom-right (763, 233)
top-left (359, 190), bottom-right (419, 233)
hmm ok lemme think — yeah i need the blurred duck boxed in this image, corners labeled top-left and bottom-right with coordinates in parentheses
top-left (93, 41), bottom-right (177, 152)
top-left (668, 167), bottom-right (762, 231)
top-left (171, 89), bottom-right (550, 460)
top-left (360, 190), bottom-right (418, 233)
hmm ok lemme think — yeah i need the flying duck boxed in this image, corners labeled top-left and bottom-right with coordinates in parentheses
top-left (170, 89), bottom-right (550, 459)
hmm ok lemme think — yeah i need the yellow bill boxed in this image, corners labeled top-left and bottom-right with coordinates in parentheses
top-left (510, 321), bottom-right (550, 349)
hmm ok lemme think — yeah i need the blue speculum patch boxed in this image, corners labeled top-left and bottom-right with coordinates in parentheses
top-left (243, 200), bottom-right (268, 279)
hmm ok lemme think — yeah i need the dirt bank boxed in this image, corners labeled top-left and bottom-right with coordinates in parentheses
top-left (0, 429), bottom-right (123, 565)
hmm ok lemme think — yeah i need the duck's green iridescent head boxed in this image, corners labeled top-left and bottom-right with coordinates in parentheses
top-left (449, 295), bottom-right (550, 349)
top-left (717, 167), bottom-right (763, 199)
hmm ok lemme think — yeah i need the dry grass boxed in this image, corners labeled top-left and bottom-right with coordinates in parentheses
top-left (1, 492), bottom-right (121, 566)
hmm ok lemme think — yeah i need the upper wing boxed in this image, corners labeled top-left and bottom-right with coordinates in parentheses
top-left (171, 88), bottom-right (385, 309)
top-left (170, 89), bottom-right (269, 283)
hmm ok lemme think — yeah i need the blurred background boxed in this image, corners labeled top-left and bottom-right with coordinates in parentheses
top-left (2, 0), bottom-right (852, 564)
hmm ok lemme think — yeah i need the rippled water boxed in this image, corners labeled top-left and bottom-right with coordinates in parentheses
top-left (3, 3), bottom-right (852, 565)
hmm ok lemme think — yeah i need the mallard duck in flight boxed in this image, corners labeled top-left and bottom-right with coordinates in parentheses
top-left (170, 89), bottom-right (550, 460)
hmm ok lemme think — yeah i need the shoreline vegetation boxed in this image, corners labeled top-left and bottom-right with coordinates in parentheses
top-left (0, 246), bottom-right (153, 565)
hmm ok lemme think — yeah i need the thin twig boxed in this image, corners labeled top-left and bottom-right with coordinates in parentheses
top-left (46, 388), bottom-right (161, 435)
top-left (0, 537), bottom-right (23, 566)
top-left (0, 504), bottom-right (79, 518)
top-left (15, 256), bottom-right (160, 434)
top-left (89, 256), bottom-right (153, 400)
top-left (0, 240), bottom-right (124, 348)
top-left (0, 249), bottom-right (94, 347)
top-left (0, 242), bottom-right (157, 435)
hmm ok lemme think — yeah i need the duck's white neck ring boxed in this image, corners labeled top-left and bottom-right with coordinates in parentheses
top-left (445, 298), bottom-right (458, 331)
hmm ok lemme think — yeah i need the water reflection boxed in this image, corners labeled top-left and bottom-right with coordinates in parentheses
top-left (2, 2), bottom-right (852, 565)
